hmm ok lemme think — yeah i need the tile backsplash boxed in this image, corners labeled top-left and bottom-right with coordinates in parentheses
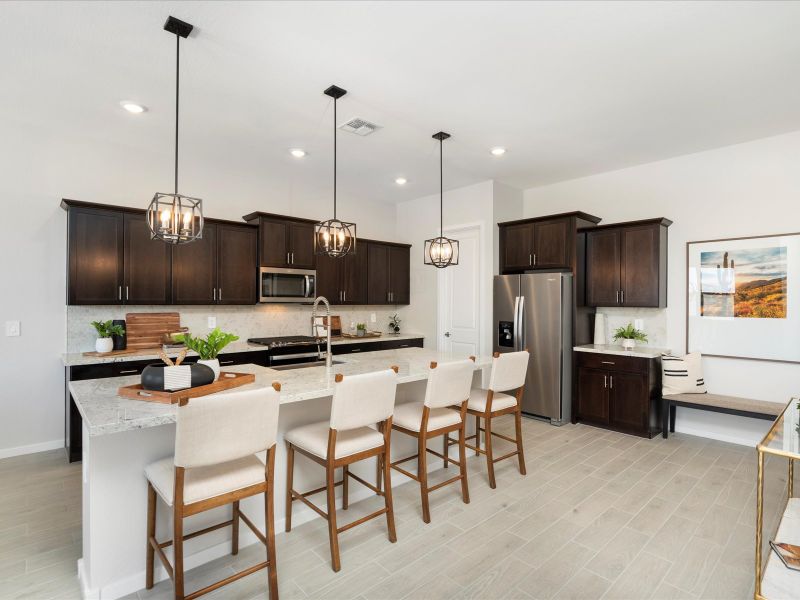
top-left (66, 305), bottom-right (401, 353)
top-left (595, 307), bottom-right (668, 349)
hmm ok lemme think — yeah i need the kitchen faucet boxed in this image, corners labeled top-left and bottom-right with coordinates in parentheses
top-left (311, 296), bottom-right (332, 369)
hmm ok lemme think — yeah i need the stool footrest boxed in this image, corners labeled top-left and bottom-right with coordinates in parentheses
top-left (185, 560), bottom-right (270, 600)
top-left (492, 450), bottom-right (520, 463)
top-left (337, 507), bottom-right (388, 534)
top-left (427, 475), bottom-right (464, 493)
top-left (157, 519), bottom-right (233, 549)
top-left (346, 470), bottom-right (382, 495)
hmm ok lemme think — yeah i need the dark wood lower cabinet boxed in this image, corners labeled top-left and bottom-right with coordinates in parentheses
top-left (574, 351), bottom-right (661, 438)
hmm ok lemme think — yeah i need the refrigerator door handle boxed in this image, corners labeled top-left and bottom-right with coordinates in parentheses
top-left (513, 295), bottom-right (520, 351)
top-left (518, 295), bottom-right (526, 351)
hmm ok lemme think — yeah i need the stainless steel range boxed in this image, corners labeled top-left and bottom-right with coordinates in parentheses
top-left (247, 335), bottom-right (329, 369)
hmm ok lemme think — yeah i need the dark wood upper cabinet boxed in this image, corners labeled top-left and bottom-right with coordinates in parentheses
top-left (315, 253), bottom-right (342, 304)
top-left (258, 218), bottom-right (288, 268)
top-left (288, 222), bottom-right (316, 269)
top-left (123, 213), bottom-right (171, 305)
top-left (342, 246), bottom-right (368, 304)
top-left (585, 218), bottom-right (671, 308)
top-left (498, 212), bottom-right (601, 274)
top-left (172, 223), bottom-right (217, 305)
top-left (217, 224), bottom-right (258, 304)
top-left (244, 213), bottom-right (316, 269)
top-left (389, 245), bottom-right (410, 305)
top-left (367, 243), bottom-right (391, 305)
top-left (67, 207), bottom-right (124, 305)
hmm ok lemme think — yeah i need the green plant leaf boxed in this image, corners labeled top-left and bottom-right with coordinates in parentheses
top-left (612, 323), bottom-right (648, 343)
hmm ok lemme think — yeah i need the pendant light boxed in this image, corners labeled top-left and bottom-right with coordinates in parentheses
top-left (315, 85), bottom-right (356, 258)
top-left (424, 131), bottom-right (459, 268)
top-left (147, 16), bottom-right (203, 244)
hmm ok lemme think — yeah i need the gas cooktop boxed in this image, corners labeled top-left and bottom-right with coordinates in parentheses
top-left (248, 335), bottom-right (321, 349)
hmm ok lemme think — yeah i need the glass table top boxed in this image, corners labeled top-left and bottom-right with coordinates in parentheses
top-left (759, 397), bottom-right (800, 458)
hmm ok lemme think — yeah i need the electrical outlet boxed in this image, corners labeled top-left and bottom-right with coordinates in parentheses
top-left (207, 316), bottom-right (217, 329)
top-left (5, 321), bottom-right (20, 337)
top-left (634, 319), bottom-right (644, 331)
top-left (370, 312), bottom-right (377, 323)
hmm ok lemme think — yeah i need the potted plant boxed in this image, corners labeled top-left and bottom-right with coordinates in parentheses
top-left (389, 314), bottom-right (401, 334)
top-left (613, 323), bottom-right (648, 350)
top-left (356, 323), bottom-right (367, 338)
top-left (176, 328), bottom-right (239, 380)
top-left (91, 320), bottom-right (126, 353)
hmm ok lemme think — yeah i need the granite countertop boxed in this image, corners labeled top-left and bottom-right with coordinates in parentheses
top-left (62, 333), bottom-right (426, 366)
top-left (69, 347), bottom-right (490, 437)
top-left (573, 343), bottom-right (671, 359)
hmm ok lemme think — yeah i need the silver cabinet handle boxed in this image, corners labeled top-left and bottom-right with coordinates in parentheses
top-left (287, 252), bottom-right (290, 265)
top-left (343, 290), bottom-right (347, 302)
top-left (118, 286), bottom-right (122, 301)
top-left (219, 360), bottom-right (234, 365)
top-left (213, 288), bottom-right (216, 301)
top-left (616, 290), bottom-right (620, 303)
top-left (609, 375), bottom-right (613, 389)
top-left (533, 254), bottom-right (537, 266)
top-left (620, 290), bottom-right (624, 304)
top-left (350, 349), bottom-right (361, 353)
top-left (601, 360), bottom-right (615, 365)
top-left (119, 369), bottom-right (138, 375)
top-left (219, 288), bottom-right (222, 302)
top-left (290, 252), bottom-right (294, 264)
top-left (603, 374), bottom-right (607, 388)
top-left (126, 286), bottom-right (129, 301)
top-left (529, 254), bottom-right (532, 266)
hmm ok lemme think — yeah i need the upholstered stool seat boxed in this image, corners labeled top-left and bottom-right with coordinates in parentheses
top-left (467, 389), bottom-right (517, 413)
top-left (285, 421), bottom-right (384, 459)
top-left (393, 402), bottom-right (461, 432)
top-left (146, 455), bottom-right (266, 507)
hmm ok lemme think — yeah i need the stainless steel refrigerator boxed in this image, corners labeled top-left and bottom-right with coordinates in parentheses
top-left (494, 273), bottom-right (573, 425)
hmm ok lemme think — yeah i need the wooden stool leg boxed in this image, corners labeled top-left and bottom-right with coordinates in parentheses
top-left (515, 408), bottom-right (527, 476)
top-left (145, 483), bottom-right (156, 589)
top-left (484, 414), bottom-right (496, 489)
top-left (173, 509), bottom-right (185, 600)
top-left (376, 455), bottom-right (383, 494)
top-left (458, 422), bottom-right (470, 504)
top-left (325, 463), bottom-right (341, 572)
top-left (232, 500), bottom-right (240, 555)
top-left (474, 414), bottom-right (481, 456)
top-left (418, 433), bottom-right (431, 524)
top-left (443, 435), bottom-right (448, 469)
top-left (265, 447), bottom-right (279, 600)
top-left (285, 444), bottom-right (294, 532)
top-left (342, 465), bottom-right (349, 510)
top-left (383, 447), bottom-right (397, 543)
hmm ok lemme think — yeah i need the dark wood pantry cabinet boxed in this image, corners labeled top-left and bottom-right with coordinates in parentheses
top-left (574, 350), bottom-right (662, 438)
top-left (243, 212), bottom-right (316, 270)
top-left (584, 218), bottom-right (671, 308)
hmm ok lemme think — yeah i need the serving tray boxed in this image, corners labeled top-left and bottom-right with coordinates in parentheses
top-left (118, 372), bottom-right (256, 404)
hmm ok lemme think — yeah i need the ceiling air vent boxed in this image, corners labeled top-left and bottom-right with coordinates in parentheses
top-left (339, 117), bottom-right (381, 136)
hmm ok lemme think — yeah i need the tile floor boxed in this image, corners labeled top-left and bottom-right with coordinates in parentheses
top-left (0, 417), bottom-right (795, 600)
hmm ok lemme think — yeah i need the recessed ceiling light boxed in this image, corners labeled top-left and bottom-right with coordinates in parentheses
top-left (395, 177), bottom-right (407, 185)
top-left (120, 101), bottom-right (147, 114)
top-left (290, 148), bottom-right (307, 158)
top-left (490, 147), bottom-right (506, 156)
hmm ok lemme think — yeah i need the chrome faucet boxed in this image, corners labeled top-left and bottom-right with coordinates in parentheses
top-left (311, 296), bottom-right (332, 369)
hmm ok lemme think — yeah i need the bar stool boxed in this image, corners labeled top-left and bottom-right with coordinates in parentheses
top-left (144, 384), bottom-right (281, 600)
top-left (456, 350), bottom-right (529, 489)
top-left (284, 367), bottom-right (399, 572)
top-left (390, 359), bottom-right (474, 523)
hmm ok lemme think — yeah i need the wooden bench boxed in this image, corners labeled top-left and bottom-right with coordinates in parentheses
top-left (661, 393), bottom-right (785, 439)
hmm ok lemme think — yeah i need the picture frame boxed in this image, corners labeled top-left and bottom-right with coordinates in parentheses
top-left (686, 231), bottom-right (800, 363)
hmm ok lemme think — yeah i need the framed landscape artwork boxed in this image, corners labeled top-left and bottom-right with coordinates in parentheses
top-left (687, 232), bottom-right (800, 363)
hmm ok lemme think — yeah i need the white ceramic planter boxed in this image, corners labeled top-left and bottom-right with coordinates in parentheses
top-left (197, 359), bottom-right (220, 381)
top-left (621, 339), bottom-right (636, 350)
top-left (95, 337), bottom-right (113, 353)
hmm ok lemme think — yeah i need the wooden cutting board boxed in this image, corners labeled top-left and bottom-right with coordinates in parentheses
top-left (118, 372), bottom-right (256, 404)
top-left (125, 312), bottom-right (183, 350)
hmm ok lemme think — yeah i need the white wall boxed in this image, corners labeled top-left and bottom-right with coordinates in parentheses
top-left (524, 129), bottom-right (800, 445)
top-left (0, 117), bottom-right (398, 458)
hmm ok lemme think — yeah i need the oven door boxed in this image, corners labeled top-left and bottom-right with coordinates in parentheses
top-left (259, 267), bottom-right (316, 303)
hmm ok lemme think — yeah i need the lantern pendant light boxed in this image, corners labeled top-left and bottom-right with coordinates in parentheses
top-left (147, 16), bottom-right (204, 245)
top-left (424, 131), bottom-right (459, 268)
top-left (315, 85), bottom-right (356, 258)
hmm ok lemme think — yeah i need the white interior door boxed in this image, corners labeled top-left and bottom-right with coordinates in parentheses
top-left (439, 225), bottom-right (481, 356)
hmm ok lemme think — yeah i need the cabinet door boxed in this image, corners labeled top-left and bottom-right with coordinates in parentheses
top-left (500, 223), bottom-right (533, 272)
top-left (609, 371), bottom-right (648, 433)
top-left (172, 223), bottom-right (217, 304)
top-left (367, 243), bottom-right (391, 305)
top-left (533, 218), bottom-right (571, 268)
top-left (259, 218), bottom-right (288, 267)
top-left (123, 214), bottom-right (171, 305)
top-left (217, 225), bottom-right (257, 305)
top-left (577, 367), bottom-right (609, 424)
top-left (288, 222), bottom-right (316, 269)
top-left (389, 245), bottom-right (410, 305)
top-left (586, 229), bottom-right (621, 307)
top-left (621, 224), bottom-right (660, 307)
top-left (315, 253), bottom-right (342, 304)
top-left (68, 208), bottom-right (124, 305)
top-left (342, 246), bottom-right (368, 304)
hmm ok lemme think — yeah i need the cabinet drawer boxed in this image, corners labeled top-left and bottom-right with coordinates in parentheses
top-left (382, 338), bottom-right (423, 351)
top-left (575, 352), bottom-right (649, 374)
top-left (332, 342), bottom-right (377, 355)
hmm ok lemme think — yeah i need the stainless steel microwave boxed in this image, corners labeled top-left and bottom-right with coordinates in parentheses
top-left (259, 267), bottom-right (316, 303)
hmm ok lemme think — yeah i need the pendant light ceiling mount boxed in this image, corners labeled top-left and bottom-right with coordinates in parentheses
top-left (424, 131), bottom-right (459, 268)
top-left (147, 15), bottom-right (203, 245)
top-left (315, 84), bottom-right (356, 258)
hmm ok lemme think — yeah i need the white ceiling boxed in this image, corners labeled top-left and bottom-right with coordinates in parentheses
top-left (3, 0), bottom-right (800, 205)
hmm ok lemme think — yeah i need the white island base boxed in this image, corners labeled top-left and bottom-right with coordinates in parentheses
top-left (73, 350), bottom-right (490, 599)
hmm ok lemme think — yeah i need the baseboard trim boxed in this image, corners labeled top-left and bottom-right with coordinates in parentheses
top-left (0, 439), bottom-right (63, 460)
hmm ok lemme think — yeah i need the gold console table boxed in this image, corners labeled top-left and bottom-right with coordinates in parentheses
top-left (755, 397), bottom-right (799, 600)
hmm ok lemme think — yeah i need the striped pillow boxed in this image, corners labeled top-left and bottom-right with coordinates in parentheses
top-left (662, 352), bottom-right (707, 396)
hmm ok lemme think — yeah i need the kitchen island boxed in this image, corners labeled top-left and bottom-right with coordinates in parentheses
top-left (71, 347), bottom-right (490, 600)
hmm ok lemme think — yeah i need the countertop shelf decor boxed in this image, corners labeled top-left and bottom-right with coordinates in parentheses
top-left (756, 397), bottom-right (800, 600)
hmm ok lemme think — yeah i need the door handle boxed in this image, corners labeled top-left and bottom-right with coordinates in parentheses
top-left (444, 332), bottom-right (451, 337)
top-left (291, 252), bottom-right (294, 265)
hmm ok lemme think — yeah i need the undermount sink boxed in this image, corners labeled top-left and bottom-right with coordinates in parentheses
top-left (271, 359), bottom-right (344, 371)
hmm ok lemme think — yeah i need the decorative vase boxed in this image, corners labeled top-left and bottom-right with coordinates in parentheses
top-left (357, 329), bottom-right (365, 338)
top-left (141, 363), bottom-right (215, 391)
top-left (621, 339), bottom-right (636, 350)
top-left (95, 337), bottom-right (113, 353)
top-left (197, 359), bottom-right (221, 381)
top-left (112, 319), bottom-right (127, 351)
top-left (393, 326), bottom-right (400, 334)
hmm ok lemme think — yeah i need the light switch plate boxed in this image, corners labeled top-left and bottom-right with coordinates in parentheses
top-left (634, 319), bottom-right (644, 331)
top-left (207, 316), bottom-right (217, 329)
top-left (5, 321), bottom-right (20, 337)
top-left (370, 312), bottom-right (377, 323)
